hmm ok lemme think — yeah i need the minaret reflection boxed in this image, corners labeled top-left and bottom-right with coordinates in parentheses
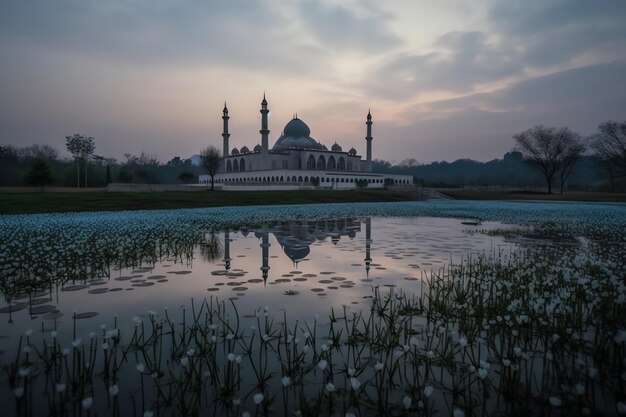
top-left (223, 230), bottom-right (232, 270)
top-left (260, 230), bottom-right (270, 284)
top-left (364, 217), bottom-right (372, 276)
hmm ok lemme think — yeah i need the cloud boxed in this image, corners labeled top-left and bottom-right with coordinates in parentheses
top-left (296, 0), bottom-right (401, 52)
top-left (378, 61), bottom-right (626, 162)
top-left (368, 31), bottom-right (521, 99)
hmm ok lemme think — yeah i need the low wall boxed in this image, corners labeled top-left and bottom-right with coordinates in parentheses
top-left (107, 183), bottom-right (214, 192)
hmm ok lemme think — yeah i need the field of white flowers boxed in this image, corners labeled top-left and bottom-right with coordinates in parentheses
top-left (0, 200), bottom-right (624, 416)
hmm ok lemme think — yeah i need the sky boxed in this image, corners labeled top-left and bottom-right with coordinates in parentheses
top-left (1, 0), bottom-right (625, 164)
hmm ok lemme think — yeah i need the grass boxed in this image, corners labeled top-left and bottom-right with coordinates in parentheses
top-left (0, 189), bottom-right (418, 215)
top-left (4, 247), bottom-right (623, 416)
top-left (437, 189), bottom-right (626, 202)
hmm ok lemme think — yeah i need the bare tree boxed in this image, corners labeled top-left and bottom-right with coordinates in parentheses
top-left (65, 134), bottom-right (95, 188)
top-left (199, 146), bottom-right (222, 191)
top-left (513, 125), bottom-right (579, 194)
top-left (558, 138), bottom-right (585, 194)
top-left (590, 121), bottom-right (626, 191)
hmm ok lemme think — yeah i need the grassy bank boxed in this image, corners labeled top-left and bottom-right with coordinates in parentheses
top-left (437, 188), bottom-right (626, 202)
top-left (0, 189), bottom-right (418, 215)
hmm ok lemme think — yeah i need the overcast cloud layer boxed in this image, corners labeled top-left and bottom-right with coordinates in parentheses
top-left (1, 0), bottom-right (625, 163)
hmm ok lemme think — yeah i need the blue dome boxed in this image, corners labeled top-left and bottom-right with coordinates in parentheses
top-left (272, 118), bottom-right (325, 152)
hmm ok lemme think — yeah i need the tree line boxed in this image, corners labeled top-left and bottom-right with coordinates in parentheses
top-left (1, 120), bottom-right (624, 192)
top-left (374, 121), bottom-right (625, 193)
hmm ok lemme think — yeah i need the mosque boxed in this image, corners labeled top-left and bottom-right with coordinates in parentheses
top-left (198, 96), bottom-right (413, 189)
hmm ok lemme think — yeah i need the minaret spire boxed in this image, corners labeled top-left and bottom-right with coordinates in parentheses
top-left (365, 110), bottom-right (373, 172)
top-left (260, 94), bottom-right (270, 154)
top-left (222, 102), bottom-right (230, 158)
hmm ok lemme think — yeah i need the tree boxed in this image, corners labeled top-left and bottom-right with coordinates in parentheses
top-left (558, 138), bottom-right (585, 194)
top-left (513, 125), bottom-right (580, 194)
top-left (199, 146), bottom-right (222, 191)
top-left (179, 171), bottom-right (195, 184)
top-left (18, 144), bottom-right (59, 161)
top-left (25, 159), bottom-right (55, 190)
top-left (590, 121), bottom-right (626, 191)
top-left (66, 134), bottom-right (95, 188)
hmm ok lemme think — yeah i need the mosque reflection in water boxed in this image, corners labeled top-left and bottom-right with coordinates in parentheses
top-left (221, 217), bottom-right (372, 282)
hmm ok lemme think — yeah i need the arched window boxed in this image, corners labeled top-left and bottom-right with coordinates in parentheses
top-left (337, 157), bottom-right (345, 171)
top-left (304, 176), bottom-right (309, 182)
top-left (226, 160), bottom-right (232, 173)
top-left (240, 158), bottom-right (245, 172)
top-left (292, 176), bottom-right (297, 182)
top-left (298, 176), bottom-right (303, 182)
top-left (233, 159), bottom-right (239, 172)
top-left (280, 176), bottom-right (284, 182)
top-left (317, 155), bottom-right (326, 170)
top-left (327, 156), bottom-right (336, 170)
top-left (340, 178), bottom-right (344, 183)
top-left (307, 155), bottom-right (316, 170)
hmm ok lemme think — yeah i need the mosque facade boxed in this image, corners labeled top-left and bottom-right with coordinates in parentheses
top-left (198, 96), bottom-right (413, 189)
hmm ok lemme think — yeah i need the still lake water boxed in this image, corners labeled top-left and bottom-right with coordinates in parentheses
top-left (1, 201), bottom-right (624, 416)
top-left (0, 216), bottom-right (511, 340)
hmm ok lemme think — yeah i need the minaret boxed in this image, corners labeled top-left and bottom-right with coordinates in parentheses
top-left (222, 103), bottom-right (230, 158)
top-left (260, 94), bottom-right (270, 154)
top-left (223, 230), bottom-right (231, 270)
top-left (364, 217), bottom-right (372, 276)
top-left (260, 231), bottom-right (270, 284)
top-left (365, 110), bottom-right (373, 172)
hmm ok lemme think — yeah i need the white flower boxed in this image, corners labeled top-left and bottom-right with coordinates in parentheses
top-left (325, 382), bottom-right (336, 392)
top-left (62, 348), bottom-right (69, 356)
top-left (617, 402), bottom-right (626, 414)
top-left (575, 383), bottom-right (585, 395)
top-left (137, 363), bottom-right (145, 373)
top-left (133, 316), bottom-right (141, 325)
top-left (56, 383), bottom-right (66, 393)
top-left (281, 376), bottom-right (292, 387)
top-left (424, 385), bottom-right (433, 398)
top-left (228, 353), bottom-right (236, 362)
top-left (72, 338), bottom-right (82, 348)
top-left (549, 396), bottom-right (561, 407)
top-left (82, 397), bottom-right (93, 409)
top-left (453, 408), bottom-right (465, 417)
top-left (409, 336), bottom-right (419, 346)
top-left (51, 330), bottom-right (57, 338)
top-left (102, 342), bottom-right (109, 351)
top-left (18, 367), bottom-right (30, 377)
top-left (180, 357), bottom-right (189, 367)
top-left (253, 393), bottom-right (264, 404)
top-left (232, 397), bottom-right (241, 406)
top-left (109, 385), bottom-right (119, 396)
top-left (143, 412), bottom-right (153, 417)
top-left (14, 387), bottom-right (24, 397)
top-left (186, 348), bottom-right (195, 356)
top-left (478, 368), bottom-right (488, 380)
top-left (99, 324), bottom-right (106, 330)
top-left (458, 336), bottom-right (468, 348)
top-left (350, 377), bottom-right (361, 390)
top-left (318, 360), bottom-right (327, 370)
top-left (348, 368), bottom-right (356, 377)
top-left (374, 361), bottom-right (384, 371)
top-left (226, 333), bottom-right (235, 340)
top-left (402, 395), bottom-right (412, 410)
top-left (262, 334), bottom-right (271, 342)
top-left (321, 344), bottom-right (329, 352)
top-left (25, 329), bottom-right (33, 336)
top-left (235, 355), bottom-right (242, 364)
top-left (502, 358), bottom-right (511, 367)
top-left (89, 332), bottom-right (95, 339)
top-left (242, 412), bottom-right (251, 417)
top-left (23, 345), bottom-right (32, 354)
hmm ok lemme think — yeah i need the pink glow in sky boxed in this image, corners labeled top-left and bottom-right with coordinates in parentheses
top-left (1, 0), bottom-right (625, 163)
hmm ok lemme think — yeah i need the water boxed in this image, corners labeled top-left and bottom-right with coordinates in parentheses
top-left (0, 216), bottom-right (511, 338)
top-left (1, 201), bottom-right (624, 416)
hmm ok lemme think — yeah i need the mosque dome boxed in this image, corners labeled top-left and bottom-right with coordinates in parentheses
top-left (253, 144), bottom-right (262, 152)
top-left (231, 148), bottom-right (240, 155)
top-left (331, 143), bottom-right (342, 152)
top-left (348, 147), bottom-right (357, 156)
top-left (272, 118), bottom-right (325, 152)
top-left (240, 146), bottom-right (250, 154)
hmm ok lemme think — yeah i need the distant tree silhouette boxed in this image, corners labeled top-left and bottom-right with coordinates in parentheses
top-left (66, 134), bottom-right (95, 188)
top-left (558, 137), bottom-right (586, 194)
top-left (25, 159), bottom-right (54, 190)
top-left (513, 125), bottom-right (581, 194)
top-left (199, 146), bottom-right (222, 191)
top-left (590, 121), bottom-right (626, 191)
top-left (178, 171), bottom-right (195, 184)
